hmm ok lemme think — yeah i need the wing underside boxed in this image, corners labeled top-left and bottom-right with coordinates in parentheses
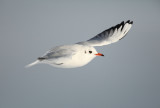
top-left (77, 20), bottom-right (133, 46)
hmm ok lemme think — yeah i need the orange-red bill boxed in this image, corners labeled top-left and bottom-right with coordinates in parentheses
top-left (95, 53), bottom-right (104, 56)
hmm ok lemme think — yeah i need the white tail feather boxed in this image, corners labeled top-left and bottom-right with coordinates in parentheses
top-left (25, 60), bottom-right (39, 68)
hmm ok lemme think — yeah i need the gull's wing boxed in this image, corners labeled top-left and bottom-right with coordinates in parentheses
top-left (37, 45), bottom-right (76, 60)
top-left (77, 20), bottom-right (133, 46)
top-left (26, 45), bottom-right (76, 68)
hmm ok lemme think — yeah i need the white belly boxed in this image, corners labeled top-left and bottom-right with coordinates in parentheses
top-left (43, 52), bottom-right (96, 68)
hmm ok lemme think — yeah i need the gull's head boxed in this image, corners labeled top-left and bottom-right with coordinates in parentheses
top-left (72, 44), bottom-right (104, 67)
top-left (73, 45), bottom-right (104, 67)
top-left (83, 46), bottom-right (104, 57)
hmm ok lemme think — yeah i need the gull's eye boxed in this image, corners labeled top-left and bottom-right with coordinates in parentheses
top-left (89, 51), bottom-right (92, 54)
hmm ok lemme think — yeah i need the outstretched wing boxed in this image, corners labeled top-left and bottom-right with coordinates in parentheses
top-left (77, 20), bottom-right (133, 46)
top-left (38, 45), bottom-right (76, 60)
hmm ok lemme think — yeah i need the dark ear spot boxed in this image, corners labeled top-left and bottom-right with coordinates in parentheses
top-left (89, 51), bottom-right (92, 54)
top-left (85, 51), bottom-right (86, 54)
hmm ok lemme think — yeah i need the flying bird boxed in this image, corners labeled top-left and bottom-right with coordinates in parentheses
top-left (26, 20), bottom-right (133, 68)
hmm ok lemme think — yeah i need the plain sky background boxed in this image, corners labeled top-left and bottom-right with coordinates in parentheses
top-left (0, 0), bottom-right (160, 108)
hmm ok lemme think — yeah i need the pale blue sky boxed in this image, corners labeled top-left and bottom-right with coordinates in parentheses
top-left (0, 0), bottom-right (160, 108)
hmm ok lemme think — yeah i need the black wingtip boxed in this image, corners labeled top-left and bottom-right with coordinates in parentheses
top-left (121, 21), bottom-right (125, 25)
top-left (126, 20), bottom-right (130, 23)
top-left (130, 21), bottom-right (133, 24)
top-left (120, 21), bottom-right (125, 31)
top-left (100, 20), bottom-right (133, 36)
top-left (126, 20), bottom-right (133, 24)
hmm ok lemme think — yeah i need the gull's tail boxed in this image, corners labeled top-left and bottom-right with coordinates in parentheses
top-left (25, 60), bottom-right (39, 68)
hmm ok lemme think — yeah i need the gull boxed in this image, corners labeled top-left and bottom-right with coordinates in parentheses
top-left (26, 20), bottom-right (133, 68)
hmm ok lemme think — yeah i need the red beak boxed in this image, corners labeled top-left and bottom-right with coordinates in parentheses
top-left (95, 53), bottom-right (104, 56)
